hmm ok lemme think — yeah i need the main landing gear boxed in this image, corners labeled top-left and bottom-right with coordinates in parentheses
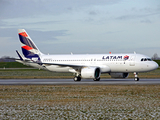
top-left (73, 73), bottom-right (81, 81)
top-left (73, 74), bottom-right (101, 81)
top-left (74, 76), bottom-right (81, 81)
top-left (74, 76), bottom-right (101, 81)
top-left (93, 77), bottom-right (100, 81)
top-left (134, 72), bottom-right (139, 81)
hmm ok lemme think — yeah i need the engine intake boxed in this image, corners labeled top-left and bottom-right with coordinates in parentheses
top-left (81, 67), bottom-right (101, 79)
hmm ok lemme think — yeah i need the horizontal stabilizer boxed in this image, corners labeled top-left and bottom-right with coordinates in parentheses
top-left (16, 50), bottom-right (24, 60)
top-left (16, 50), bottom-right (31, 62)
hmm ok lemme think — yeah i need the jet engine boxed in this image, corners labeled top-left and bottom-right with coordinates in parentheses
top-left (81, 67), bottom-right (101, 79)
top-left (109, 73), bottom-right (129, 78)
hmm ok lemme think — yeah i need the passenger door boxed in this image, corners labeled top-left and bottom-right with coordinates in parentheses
top-left (130, 55), bottom-right (135, 66)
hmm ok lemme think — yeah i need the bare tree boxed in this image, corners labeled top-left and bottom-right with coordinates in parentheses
top-left (152, 53), bottom-right (159, 60)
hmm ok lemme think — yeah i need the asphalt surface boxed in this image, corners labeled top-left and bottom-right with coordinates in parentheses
top-left (0, 79), bottom-right (160, 85)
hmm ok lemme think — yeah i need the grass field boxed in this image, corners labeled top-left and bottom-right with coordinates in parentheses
top-left (154, 60), bottom-right (160, 66)
top-left (0, 85), bottom-right (159, 119)
top-left (0, 62), bottom-right (32, 68)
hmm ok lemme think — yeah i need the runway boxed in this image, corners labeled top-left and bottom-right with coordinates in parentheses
top-left (0, 79), bottom-right (160, 85)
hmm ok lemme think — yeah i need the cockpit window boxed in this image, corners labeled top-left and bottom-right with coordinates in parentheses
top-left (141, 58), bottom-right (152, 61)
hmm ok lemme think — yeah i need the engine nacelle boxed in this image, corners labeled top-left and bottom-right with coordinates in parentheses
top-left (110, 73), bottom-right (129, 78)
top-left (81, 67), bottom-right (101, 79)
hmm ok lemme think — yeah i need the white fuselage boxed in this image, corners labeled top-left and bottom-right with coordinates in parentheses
top-left (17, 29), bottom-right (159, 81)
top-left (31, 53), bottom-right (158, 73)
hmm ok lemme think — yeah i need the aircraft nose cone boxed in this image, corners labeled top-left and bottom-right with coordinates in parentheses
top-left (152, 61), bottom-right (159, 70)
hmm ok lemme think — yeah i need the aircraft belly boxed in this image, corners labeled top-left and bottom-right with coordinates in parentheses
top-left (108, 63), bottom-right (137, 73)
top-left (109, 64), bottom-right (149, 73)
top-left (18, 61), bottom-right (47, 70)
top-left (46, 65), bottom-right (70, 72)
top-left (110, 67), bottom-right (127, 72)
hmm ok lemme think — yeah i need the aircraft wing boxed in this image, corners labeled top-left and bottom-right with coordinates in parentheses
top-left (38, 62), bottom-right (86, 68)
top-left (38, 62), bottom-right (111, 73)
top-left (15, 50), bottom-right (110, 72)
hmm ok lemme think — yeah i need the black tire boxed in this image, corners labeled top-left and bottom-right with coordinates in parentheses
top-left (74, 76), bottom-right (81, 81)
top-left (77, 76), bottom-right (81, 81)
top-left (93, 77), bottom-right (100, 81)
top-left (134, 77), bottom-right (139, 81)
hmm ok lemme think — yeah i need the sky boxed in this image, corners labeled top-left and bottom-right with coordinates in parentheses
top-left (0, 0), bottom-right (160, 58)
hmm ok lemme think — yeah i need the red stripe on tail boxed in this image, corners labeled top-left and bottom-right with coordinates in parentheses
top-left (19, 32), bottom-right (28, 37)
top-left (22, 45), bottom-right (33, 50)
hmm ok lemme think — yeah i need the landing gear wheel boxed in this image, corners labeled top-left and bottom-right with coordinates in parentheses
top-left (93, 77), bottom-right (100, 81)
top-left (74, 76), bottom-right (81, 81)
top-left (134, 77), bottom-right (139, 81)
top-left (134, 72), bottom-right (139, 81)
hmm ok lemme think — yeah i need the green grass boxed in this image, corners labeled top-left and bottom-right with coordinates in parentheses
top-left (154, 60), bottom-right (160, 66)
top-left (0, 62), bottom-right (32, 68)
top-left (0, 69), bottom-right (74, 79)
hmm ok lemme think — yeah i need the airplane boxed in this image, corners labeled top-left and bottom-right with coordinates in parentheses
top-left (16, 29), bottom-right (159, 81)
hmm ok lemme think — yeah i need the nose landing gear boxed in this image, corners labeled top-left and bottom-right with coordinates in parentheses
top-left (73, 73), bottom-right (81, 81)
top-left (134, 72), bottom-right (139, 81)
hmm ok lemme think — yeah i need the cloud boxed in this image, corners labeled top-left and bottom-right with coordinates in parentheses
top-left (115, 5), bottom-right (160, 22)
top-left (0, 28), bottom-right (15, 37)
top-left (140, 19), bottom-right (152, 23)
top-left (115, 12), bottom-right (159, 23)
top-left (27, 29), bottom-right (69, 43)
top-left (0, 0), bottom-right (121, 19)
top-left (0, 28), bottom-right (69, 57)
top-left (0, 28), bottom-right (69, 42)
top-left (89, 11), bottom-right (97, 15)
top-left (0, 0), bottom-right (160, 57)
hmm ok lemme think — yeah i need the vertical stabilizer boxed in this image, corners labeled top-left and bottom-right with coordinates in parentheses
top-left (18, 29), bottom-right (42, 59)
